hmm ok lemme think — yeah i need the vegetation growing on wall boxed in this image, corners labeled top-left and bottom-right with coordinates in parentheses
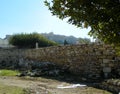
top-left (9, 33), bottom-right (58, 48)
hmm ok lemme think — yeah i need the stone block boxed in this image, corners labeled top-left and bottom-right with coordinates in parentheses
top-left (103, 59), bottom-right (110, 63)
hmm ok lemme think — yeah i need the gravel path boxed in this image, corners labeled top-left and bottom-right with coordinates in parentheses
top-left (0, 76), bottom-right (112, 94)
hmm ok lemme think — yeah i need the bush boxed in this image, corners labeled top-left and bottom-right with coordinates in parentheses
top-left (9, 33), bottom-right (58, 48)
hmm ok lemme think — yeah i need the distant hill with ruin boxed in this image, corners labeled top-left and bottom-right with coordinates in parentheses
top-left (41, 32), bottom-right (78, 44)
top-left (0, 33), bottom-right (91, 48)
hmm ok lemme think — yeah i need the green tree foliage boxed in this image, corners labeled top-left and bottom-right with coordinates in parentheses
top-left (78, 38), bottom-right (91, 44)
top-left (64, 39), bottom-right (69, 45)
top-left (9, 33), bottom-right (58, 48)
top-left (45, 0), bottom-right (120, 45)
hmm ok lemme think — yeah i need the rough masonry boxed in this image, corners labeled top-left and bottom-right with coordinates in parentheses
top-left (0, 44), bottom-right (120, 80)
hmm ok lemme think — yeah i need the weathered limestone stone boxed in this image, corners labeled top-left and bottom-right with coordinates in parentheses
top-left (99, 79), bottom-right (120, 93)
top-left (0, 44), bottom-right (120, 80)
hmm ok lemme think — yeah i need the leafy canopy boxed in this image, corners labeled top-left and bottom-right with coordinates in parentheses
top-left (45, 0), bottom-right (120, 45)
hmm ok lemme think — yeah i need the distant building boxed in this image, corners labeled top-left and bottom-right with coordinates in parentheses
top-left (0, 35), bottom-right (13, 48)
top-left (0, 38), bottom-right (9, 48)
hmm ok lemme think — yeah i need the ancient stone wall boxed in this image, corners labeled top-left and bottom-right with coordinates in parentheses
top-left (25, 44), bottom-right (118, 79)
top-left (0, 49), bottom-right (25, 69)
top-left (0, 44), bottom-right (119, 79)
top-left (99, 79), bottom-right (120, 93)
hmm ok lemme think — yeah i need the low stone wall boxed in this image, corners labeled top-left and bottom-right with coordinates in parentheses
top-left (0, 44), bottom-right (120, 80)
top-left (25, 44), bottom-right (119, 79)
top-left (99, 79), bottom-right (120, 93)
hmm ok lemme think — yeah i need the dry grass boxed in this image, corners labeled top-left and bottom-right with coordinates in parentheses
top-left (0, 83), bottom-right (27, 94)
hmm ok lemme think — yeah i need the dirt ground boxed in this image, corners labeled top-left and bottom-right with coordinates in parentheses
top-left (0, 76), bottom-right (112, 94)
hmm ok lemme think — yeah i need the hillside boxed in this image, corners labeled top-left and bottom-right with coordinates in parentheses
top-left (41, 32), bottom-right (78, 44)
top-left (0, 33), bottom-right (91, 48)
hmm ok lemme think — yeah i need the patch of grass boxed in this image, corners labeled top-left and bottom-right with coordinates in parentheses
top-left (0, 83), bottom-right (28, 94)
top-left (85, 87), bottom-right (112, 94)
top-left (0, 69), bottom-right (20, 76)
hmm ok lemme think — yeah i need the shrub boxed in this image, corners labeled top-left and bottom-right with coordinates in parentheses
top-left (9, 33), bottom-right (58, 48)
top-left (0, 69), bottom-right (20, 76)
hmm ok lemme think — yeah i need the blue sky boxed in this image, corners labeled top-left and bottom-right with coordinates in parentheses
top-left (0, 0), bottom-right (92, 39)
